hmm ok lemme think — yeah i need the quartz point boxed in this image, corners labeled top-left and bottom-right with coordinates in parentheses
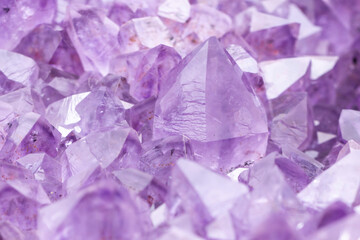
top-left (277, 146), bottom-right (323, 192)
top-left (233, 153), bottom-right (305, 236)
top-left (236, 9), bottom-right (300, 60)
top-left (49, 30), bottom-right (84, 76)
top-left (169, 158), bottom-right (248, 235)
top-left (154, 37), bottom-right (268, 171)
top-left (16, 153), bottom-right (63, 201)
top-left (0, 112), bottom-right (61, 161)
top-left (0, 71), bottom-right (25, 96)
top-left (287, 4), bottom-right (321, 40)
top-left (66, 6), bottom-right (121, 76)
top-left (260, 57), bottom-right (311, 99)
top-left (270, 92), bottom-right (313, 150)
top-left (110, 45), bottom-right (181, 102)
top-left (14, 24), bottom-right (62, 63)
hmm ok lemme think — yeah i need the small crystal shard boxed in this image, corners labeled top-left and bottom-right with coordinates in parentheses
top-left (287, 4), bottom-right (321, 40)
top-left (38, 181), bottom-right (144, 240)
top-left (233, 153), bottom-right (304, 236)
top-left (158, 0), bottom-right (191, 23)
top-left (168, 158), bottom-right (248, 235)
top-left (49, 30), bottom-right (84, 76)
top-left (185, 4), bottom-right (232, 42)
top-left (339, 109), bottom-right (360, 143)
top-left (0, 50), bottom-right (39, 87)
top-left (270, 92), bottom-right (313, 149)
top-left (14, 24), bottom-right (62, 63)
top-left (16, 153), bottom-right (63, 201)
top-left (0, 71), bottom-right (25, 95)
top-left (260, 57), bottom-right (310, 99)
top-left (0, 112), bottom-right (61, 161)
top-left (66, 7), bottom-right (120, 75)
top-left (0, 0), bottom-right (56, 50)
top-left (118, 17), bottom-right (174, 54)
top-left (298, 141), bottom-right (360, 209)
top-left (110, 45), bottom-right (181, 102)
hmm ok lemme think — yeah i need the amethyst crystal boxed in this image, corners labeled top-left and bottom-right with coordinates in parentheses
top-left (0, 0), bottom-right (360, 239)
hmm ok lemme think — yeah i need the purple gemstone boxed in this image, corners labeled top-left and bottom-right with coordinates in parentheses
top-left (14, 24), bottom-right (61, 63)
top-left (0, 0), bottom-right (360, 239)
top-left (38, 180), bottom-right (145, 240)
top-left (154, 37), bottom-right (268, 171)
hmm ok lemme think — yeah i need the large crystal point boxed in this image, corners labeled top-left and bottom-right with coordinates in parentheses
top-left (154, 37), bottom-right (268, 171)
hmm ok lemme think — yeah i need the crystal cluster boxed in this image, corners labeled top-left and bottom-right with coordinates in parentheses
top-left (0, 0), bottom-right (360, 239)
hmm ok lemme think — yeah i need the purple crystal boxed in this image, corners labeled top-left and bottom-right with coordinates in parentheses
top-left (14, 24), bottom-right (61, 63)
top-left (298, 141), bottom-right (360, 209)
top-left (168, 158), bottom-right (248, 236)
top-left (0, 71), bottom-right (25, 95)
top-left (154, 37), bottom-right (268, 171)
top-left (66, 6), bottom-right (121, 75)
top-left (16, 153), bottom-right (64, 201)
top-left (38, 180), bottom-right (144, 240)
top-left (0, 0), bottom-right (56, 50)
top-left (317, 201), bottom-right (353, 229)
top-left (270, 92), bottom-right (313, 150)
top-left (110, 45), bottom-right (181, 102)
top-left (49, 30), bottom-right (84, 76)
top-left (0, 50), bottom-right (39, 87)
top-left (108, 3), bottom-right (137, 26)
top-left (248, 213), bottom-right (303, 240)
top-left (1, 0), bottom-right (360, 239)
top-left (339, 109), bottom-right (360, 143)
top-left (118, 17), bottom-right (174, 54)
top-left (0, 113), bottom-right (61, 161)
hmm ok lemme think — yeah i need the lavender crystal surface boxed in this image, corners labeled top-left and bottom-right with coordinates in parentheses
top-left (0, 0), bottom-right (360, 239)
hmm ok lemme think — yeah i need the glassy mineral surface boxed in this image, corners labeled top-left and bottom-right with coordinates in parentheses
top-left (0, 0), bottom-right (360, 239)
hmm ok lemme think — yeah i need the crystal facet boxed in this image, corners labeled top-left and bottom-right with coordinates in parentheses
top-left (154, 37), bottom-right (268, 171)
